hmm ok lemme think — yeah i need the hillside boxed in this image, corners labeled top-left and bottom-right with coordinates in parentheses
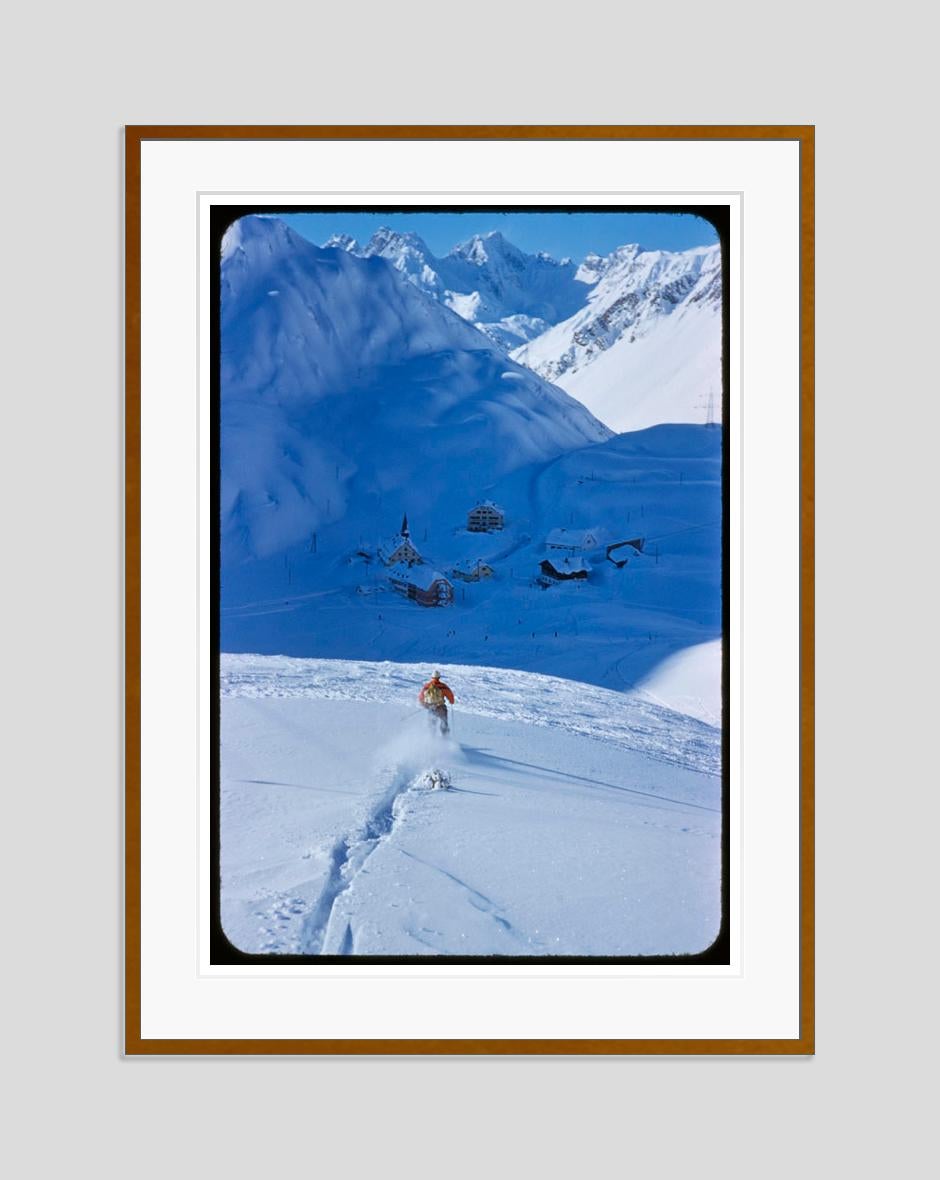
top-left (221, 423), bottom-right (723, 693)
top-left (221, 216), bottom-right (610, 563)
top-left (220, 658), bottom-right (721, 957)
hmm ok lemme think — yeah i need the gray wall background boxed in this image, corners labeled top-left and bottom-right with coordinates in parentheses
top-left (5, 1), bottom-right (933, 1174)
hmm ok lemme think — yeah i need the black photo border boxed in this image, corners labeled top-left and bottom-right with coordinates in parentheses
top-left (209, 202), bottom-right (732, 968)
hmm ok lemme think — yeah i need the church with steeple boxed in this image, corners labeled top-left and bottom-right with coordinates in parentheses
top-left (378, 513), bottom-right (423, 566)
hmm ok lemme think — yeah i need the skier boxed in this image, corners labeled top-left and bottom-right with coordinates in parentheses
top-left (418, 670), bottom-right (455, 735)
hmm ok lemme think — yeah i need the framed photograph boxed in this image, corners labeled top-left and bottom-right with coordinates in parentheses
top-left (125, 125), bottom-right (813, 1054)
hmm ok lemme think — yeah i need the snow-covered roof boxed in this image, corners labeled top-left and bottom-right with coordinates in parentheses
top-left (470, 500), bottom-right (504, 514)
top-left (453, 559), bottom-right (493, 573)
top-left (379, 534), bottom-right (419, 556)
top-left (387, 563), bottom-right (450, 590)
top-left (542, 555), bottom-right (590, 574)
top-left (546, 527), bottom-right (602, 548)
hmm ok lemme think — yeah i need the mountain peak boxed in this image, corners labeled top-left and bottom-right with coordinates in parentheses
top-left (449, 231), bottom-right (519, 266)
top-left (221, 216), bottom-right (311, 270)
top-left (362, 226), bottom-right (433, 259)
top-left (323, 232), bottom-right (360, 253)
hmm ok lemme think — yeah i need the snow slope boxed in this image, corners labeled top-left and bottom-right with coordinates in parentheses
top-left (221, 424), bottom-right (723, 695)
top-left (637, 639), bottom-right (722, 726)
top-left (221, 657), bottom-right (722, 957)
top-left (513, 243), bottom-right (722, 432)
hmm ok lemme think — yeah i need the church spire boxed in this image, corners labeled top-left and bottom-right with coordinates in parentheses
top-left (401, 512), bottom-right (410, 538)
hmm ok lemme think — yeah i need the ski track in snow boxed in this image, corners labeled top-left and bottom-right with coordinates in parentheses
top-left (300, 765), bottom-right (412, 953)
top-left (221, 654), bottom-right (721, 778)
top-left (297, 761), bottom-right (458, 954)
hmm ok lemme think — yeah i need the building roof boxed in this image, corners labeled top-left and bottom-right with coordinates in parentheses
top-left (387, 563), bottom-right (450, 590)
top-left (379, 534), bottom-right (420, 558)
top-left (545, 527), bottom-right (602, 548)
top-left (542, 555), bottom-right (590, 574)
top-left (470, 500), bottom-right (504, 514)
top-left (452, 559), bottom-right (493, 573)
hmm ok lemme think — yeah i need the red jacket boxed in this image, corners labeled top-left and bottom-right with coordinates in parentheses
top-left (419, 678), bottom-right (454, 706)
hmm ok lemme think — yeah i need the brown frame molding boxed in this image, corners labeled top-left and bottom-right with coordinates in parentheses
top-left (124, 125), bottom-right (814, 1056)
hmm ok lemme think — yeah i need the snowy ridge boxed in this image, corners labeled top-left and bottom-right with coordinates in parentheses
top-left (513, 242), bottom-right (722, 432)
top-left (332, 226), bottom-right (585, 351)
top-left (221, 216), bottom-right (610, 562)
top-left (221, 655), bottom-right (721, 777)
top-left (324, 224), bottom-right (723, 432)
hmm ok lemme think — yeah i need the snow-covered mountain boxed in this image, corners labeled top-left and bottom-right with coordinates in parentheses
top-left (328, 226), bottom-right (584, 350)
top-left (513, 243), bottom-right (722, 432)
top-left (220, 215), bottom-right (722, 699)
top-left (323, 226), bottom-right (722, 432)
top-left (221, 216), bottom-right (610, 563)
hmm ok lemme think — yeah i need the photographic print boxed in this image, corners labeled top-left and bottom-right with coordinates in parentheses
top-left (214, 204), bottom-right (728, 963)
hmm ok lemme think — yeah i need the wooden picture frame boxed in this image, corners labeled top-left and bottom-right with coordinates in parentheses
top-left (125, 125), bottom-right (813, 1054)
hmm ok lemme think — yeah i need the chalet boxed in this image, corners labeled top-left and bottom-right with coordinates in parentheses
top-left (451, 559), bottom-right (494, 582)
top-left (545, 527), bottom-right (603, 553)
top-left (378, 513), bottom-right (422, 566)
top-left (387, 562), bottom-right (454, 606)
top-left (539, 555), bottom-right (590, 582)
top-left (467, 501), bottom-right (505, 532)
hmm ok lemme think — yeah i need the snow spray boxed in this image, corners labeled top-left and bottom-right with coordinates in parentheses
top-left (372, 710), bottom-right (466, 781)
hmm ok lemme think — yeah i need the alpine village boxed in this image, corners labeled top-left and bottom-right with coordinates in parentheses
top-left (356, 506), bottom-right (645, 607)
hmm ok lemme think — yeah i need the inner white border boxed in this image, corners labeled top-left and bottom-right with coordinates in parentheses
top-left (140, 138), bottom-right (799, 1041)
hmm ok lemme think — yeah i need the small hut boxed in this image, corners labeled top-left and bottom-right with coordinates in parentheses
top-left (451, 559), bottom-right (494, 582)
top-left (606, 537), bottom-right (645, 568)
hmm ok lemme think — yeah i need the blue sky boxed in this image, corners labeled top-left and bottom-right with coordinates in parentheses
top-left (280, 211), bottom-right (718, 262)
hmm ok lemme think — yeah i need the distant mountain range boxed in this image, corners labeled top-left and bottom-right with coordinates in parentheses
top-left (513, 242), bottom-right (722, 431)
top-left (323, 226), bottom-right (722, 431)
top-left (324, 227), bottom-right (583, 349)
